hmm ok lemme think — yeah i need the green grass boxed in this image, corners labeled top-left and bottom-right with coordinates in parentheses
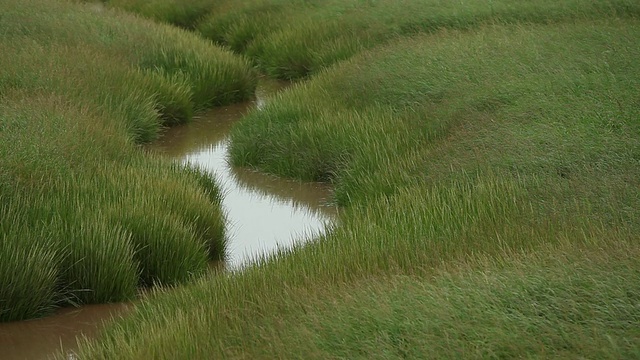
top-left (105, 0), bottom-right (214, 29)
top-left (111, 0), bottom-right (640, 79)
top-left (69, 10), bottom-right (640, 359)
top-left (231, 19), bottom-right (640, 207)
top-left (0, 0), bottom-right (254, 321)
top-left (254, 243), bottom-right (640, 359)
top-left (2, 0), bottom-right (257, 125)
top-left (0, 203), bottom-right (60, 322)
top-left (69, 233), bottom-right (640, 359)
top-left (0, 92), bottom-right (226, 321)
top-left (244, 0), bottom-right (640, 79)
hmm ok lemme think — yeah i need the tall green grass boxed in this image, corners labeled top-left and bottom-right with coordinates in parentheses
top-left (248, 243), bottom-right (640, 359)
top-left (0, 202), bottom-right (60, 322)
top-left (0, 0), bottom-right (251, 321)
top-left (0, 92), bottom-right (227, 320)
top-left (106, 0), bottom-right (214, 29)
top-left (193, 0), bottom-right (640, 79)
top-left (108, 0), bottom-right (640, 79)
top-left (231, 19), bottom-right (640, 207)
top-left (195, 0), bottom-right (315, 54)
top-left (70, 16), bottom-right (640, 358)
top-left (70, 228), bottom-right (640, 358)
top-left (1, 0), bottom-right (257, 125)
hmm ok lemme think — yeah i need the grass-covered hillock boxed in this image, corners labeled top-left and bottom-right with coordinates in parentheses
top-left (69, 14), bottom-right (639, 359)
top-left (0, 0), bottom-right (255, 322)
top-left (2, 0), bottom-right (256, 125)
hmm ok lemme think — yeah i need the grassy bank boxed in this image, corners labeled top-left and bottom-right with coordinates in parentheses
top-left (74, 239), bottom-right (640, 358)
top-left (70, 9), bottom-right (639, 359)
top-left (0, 0), bottom-right (256, 321)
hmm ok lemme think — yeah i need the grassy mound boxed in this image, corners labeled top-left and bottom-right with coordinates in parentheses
top-left (2, 0), bottom-right (256, 128)
top-left (0, 0), bottom-right (254, 321)
top-left (69, 12), bottom-right (639, 359)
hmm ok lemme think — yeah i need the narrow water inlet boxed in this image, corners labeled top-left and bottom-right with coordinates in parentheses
top-left (152, 78), bottom-right (337, 268)
top-left (0, 79), bottom-right (336, 359)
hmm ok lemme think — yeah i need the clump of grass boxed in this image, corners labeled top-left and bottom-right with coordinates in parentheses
top-left (52, 213), bottom-right (140, 305)
top-left (178, 164), bottom-right (227, 259)
top-left (0, 91), bottom-right (228, 319)
top-left (256, 19), bottom-right (372, 80)
top-left (2, 43), bottom-right (167, 143)
top-left (196, 1), bottom-right (304, 53)
top-left (0, 203), bottom-right (60, 322)
top-left (108, 205), bottom-right (207, 287)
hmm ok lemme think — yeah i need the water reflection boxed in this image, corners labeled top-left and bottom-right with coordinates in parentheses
top-left (152, 79), bottom-right (337, 268)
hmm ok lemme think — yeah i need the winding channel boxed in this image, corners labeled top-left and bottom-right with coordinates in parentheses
top-left (0, 79), bottom-right (337, 359)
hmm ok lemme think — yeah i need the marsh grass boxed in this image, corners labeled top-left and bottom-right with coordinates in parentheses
top-left (0, 0), bottom-right (242, 321)
top-left (177, 165), bottom-right (228, 258)
top-left (72, 229), bottom-right (640, 359)
top-left (0, 203), bottom-right (60, 322)
top-left (52, 214), bottom-right (140, 305)
top-left (173, 0), bottom-right (640, 79)
top-left (106, 0), bottom-right (214, 29)
top-left (231, 19), bottom-right (640, 205)
top-left (266, 242), bottom-right (640, 359)
top-left (0, 92), bottom-right (228, 319)
top-left (1, 0), bottom-right (257, 123)
top-left (109, 205), bottom-right (207, 287)
top-left (71, 14), bottom-right (640, 358)
top-left (108, 0), bottom-right (640, 80)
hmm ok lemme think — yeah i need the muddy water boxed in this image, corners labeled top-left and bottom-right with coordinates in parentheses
top-left (0, 79), bottom-right (336, 359)
top-left (152, 79), bottom-right (337, 267)
top-left (0, 303), bottom-right (129, 360)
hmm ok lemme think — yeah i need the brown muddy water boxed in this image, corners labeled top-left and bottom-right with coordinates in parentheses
top-left (0, 303), bottom-right (129, 360)
top-left (0, 79), bottom-right (336, 359)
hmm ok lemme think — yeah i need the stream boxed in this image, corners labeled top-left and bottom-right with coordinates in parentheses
top-left (0, 79), bottom-right (336, 359)
top-left (152, 79), bottom-right (337, 268)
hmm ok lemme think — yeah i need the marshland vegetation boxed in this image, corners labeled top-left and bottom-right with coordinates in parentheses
top-left (106, 0), bottom-right (640, 79)
top-left (1, 0), bottom-right (638, 358)
top-left (0, 0), bottom-right (256, 322)
top-left (77, 1), bottom-right (640, 358)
